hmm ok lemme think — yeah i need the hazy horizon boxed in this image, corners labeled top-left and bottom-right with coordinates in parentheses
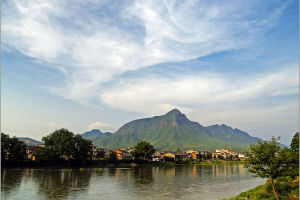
top-left (2, 0), bottom-right (299, 145)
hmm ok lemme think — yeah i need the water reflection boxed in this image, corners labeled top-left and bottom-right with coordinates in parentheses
top-left (1, 168), bottom-right (24, 199)
top-left (35, 169), bottom-right (93, 199)
top-left (1, 165), bottom-right (264, 200)
top-left (132, 167), bottom-right (153, 185)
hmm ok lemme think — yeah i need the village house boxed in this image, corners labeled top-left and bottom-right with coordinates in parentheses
top-left (25, 145), bottom-right (41, 161)
top-left (163, 152), bottom-right (175, 161)
top-left (175, 152), bottom-right (189, 160)
top-left (212, 151), bottom-right (222, 159)
top-left (114, 149), bottom-right (123, 160)
top-left (152, 152), bottom-right (163, 162)
top-left (238, 153), bottom-right (246, 159)
top-left (185, 150), bottom-right (198, 159)
top-left (121, 150), bottom-right (133, 159)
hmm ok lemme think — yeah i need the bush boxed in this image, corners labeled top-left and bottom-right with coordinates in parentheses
top-left (276, 177), bottom-right (292, 195)
top-left (265, 177), bottom-right (292, 195)
top-left (291, 176), bottom-right (299, 188)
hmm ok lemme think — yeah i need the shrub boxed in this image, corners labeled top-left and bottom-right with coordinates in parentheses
top-left (275, 177), bottom-right (292, 195)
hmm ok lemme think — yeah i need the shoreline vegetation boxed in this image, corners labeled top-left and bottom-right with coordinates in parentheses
top-left (223, 177), bottom-right (299, 200)
top-left (224, 132), bottom-right (299, 200)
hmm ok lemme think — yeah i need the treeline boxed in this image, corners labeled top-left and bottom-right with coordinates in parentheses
top-left (1, 128), bottom-right (156, 166)
top-left (1, 129), bottom-right (94, 166)
top-left (1, 133), bottom-right (27, 162)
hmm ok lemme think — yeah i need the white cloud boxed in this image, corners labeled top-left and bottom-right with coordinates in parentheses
top-left (2, 0), bottom-right (286, 102)
top-left (100, 66), bottom-right (298, 115)
top-left (87, 121), bottom-right (114, 132)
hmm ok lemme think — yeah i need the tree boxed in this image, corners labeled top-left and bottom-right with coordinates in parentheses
top-left (109, 151), bottom-right (117, 163)
top-left (1, 133), bottom-right (10, 162)
top-left (41, 129), bottom-right (93, 162)
top-left (206, 152), bottom-right (212, 160)
top-left (133, 141), bottom-right (155, 161)
top-left (244, 137), bottom-right (284, 200)
top-left (290, 132), bottom-right (299, 178)
top-left (1, 133), bottom-right (26, 162)
top-left (97, 149), bottom-right (105, 158)
top-left (198, 153), bottom-right (203, 160)
top-left (73, 134), bottom-right (93, 161)
top-left (290, 132), bottom-right (299, 152)
top-left (218, 154), bottom-right (224, 160)
top-left (280, 132), bottom-right (299, 178)
top-left (36, 146), bottom-right (59, 161)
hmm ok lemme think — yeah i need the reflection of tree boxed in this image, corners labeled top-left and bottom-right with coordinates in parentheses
top-left (34, 169), bottom-right (93, 200)
top-left (133, 167), bottom-right (153, 185)
top-left (1, 169), bottom-right (24, 199)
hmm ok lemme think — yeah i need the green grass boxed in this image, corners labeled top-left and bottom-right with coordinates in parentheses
top-left (223, 177), bottom-right (299, 200)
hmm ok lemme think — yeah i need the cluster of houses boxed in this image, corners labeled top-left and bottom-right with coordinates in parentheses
top-left (212, 149), bottom-right (245, 159)
top-left (25, 144), bottom-right (246, 162)
top-left (152, 149), bottom-right (246, 162)
top-left (25, 144), bottom-right (45, 161)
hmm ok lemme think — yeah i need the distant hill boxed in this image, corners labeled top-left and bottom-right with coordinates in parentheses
top-left (82, 129), bottom-right (112, 142)
top-left (18, 137), bottom-right (43, 146)
top-left (82, 109), bottom-right (262, 152)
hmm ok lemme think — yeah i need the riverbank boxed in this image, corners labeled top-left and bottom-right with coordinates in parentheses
top-left (223, 177), bottom-right (299, 200)
top-left (2, 159), bottom-right (244, 168)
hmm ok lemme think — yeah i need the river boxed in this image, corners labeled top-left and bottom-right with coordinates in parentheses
top-left (1, 164), bottom-right (264, 200)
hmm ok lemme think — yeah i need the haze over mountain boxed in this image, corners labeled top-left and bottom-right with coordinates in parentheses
top-left (18, 137), bottom-right (43, 146)
top-left (82, 109), bottom-right (262, 151)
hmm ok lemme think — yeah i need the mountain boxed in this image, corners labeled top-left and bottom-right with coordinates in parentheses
top-left (82, 129), bottom-right (112, 142)
top-left (18, 137), bottom-right (43, 146)
top-left (82, 109), bottom-right (262, 152)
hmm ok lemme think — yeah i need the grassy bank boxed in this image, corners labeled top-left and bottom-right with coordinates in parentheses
top-left (223, 177), bottom-right (299, 200)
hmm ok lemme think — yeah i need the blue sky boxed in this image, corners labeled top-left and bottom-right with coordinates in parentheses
top-left (2, 0), bottom-right (299, 144)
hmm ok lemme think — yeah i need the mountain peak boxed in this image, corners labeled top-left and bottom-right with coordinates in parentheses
top-left (164, 108), bottom-right (190, 126)
top-left (166, 108), bottom-right (182, 116)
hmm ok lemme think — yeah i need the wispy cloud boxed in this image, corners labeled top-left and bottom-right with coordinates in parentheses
top-left (100, 66), bottom-right (298, 115)
top-left (3, 0), bottom-right (287, 103)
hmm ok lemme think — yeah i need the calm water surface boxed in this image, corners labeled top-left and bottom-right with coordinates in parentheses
top-left (2, 165), bottom-right (264, 200)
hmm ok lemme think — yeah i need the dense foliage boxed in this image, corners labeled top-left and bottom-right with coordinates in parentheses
top-left (38, 129), bottom-right (93, 162)
top-left (133, 141), bottom-right (155, 160)
top-left (109, 151), bottom-right (118, 163)
top-left (1, 133), bottom-right (27, 162)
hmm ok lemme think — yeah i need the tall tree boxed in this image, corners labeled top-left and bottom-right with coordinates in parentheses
top-left (73, 134), bottom-right (93, 161)
top-left (133, 141), bottom-right (155, 161)
top-left (286, 132), bottom-right (299, 178)
top-left (244, 137), bottom-right (284, 200)
top-left (42, 129), bottom-right (75, 158)
top-left (1, 133), bottom-right (26, 162)
top-left (41, 129), bottom-right (93, 162)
